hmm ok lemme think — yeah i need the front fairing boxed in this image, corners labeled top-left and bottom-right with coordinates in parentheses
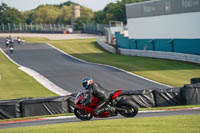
top-left (75, 92), bottom-right (85, 105)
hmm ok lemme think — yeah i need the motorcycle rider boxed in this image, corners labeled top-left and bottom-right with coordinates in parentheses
top-left (82, 77), bottom-right (115, 115)
top-left (5, 37), bottom-right (10, 47)
top-left (9, 43), bottom-right (14, 54)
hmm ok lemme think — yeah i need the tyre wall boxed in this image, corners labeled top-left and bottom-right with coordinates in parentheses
top-left (0, 81), bottom-right (200, 119)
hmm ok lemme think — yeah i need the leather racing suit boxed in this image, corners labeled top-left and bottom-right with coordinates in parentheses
top-left (83, 82), bottom-right (113, 115)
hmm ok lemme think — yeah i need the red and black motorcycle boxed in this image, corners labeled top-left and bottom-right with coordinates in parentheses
top-left (74, 89), bottom-right (138, 121)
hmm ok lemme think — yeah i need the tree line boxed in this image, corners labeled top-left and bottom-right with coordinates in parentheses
top-left (94, 0), bottom-right (149, 24)
top-left (0, 0), bottom-right (148, 29)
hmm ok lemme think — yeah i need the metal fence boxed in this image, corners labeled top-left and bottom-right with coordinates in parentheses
top-left (0, 23), bottom-right (109, 35)
top-left (83, 23), bottom-right (109, 35)
top-left (0, 23), bottom-right (73, 33)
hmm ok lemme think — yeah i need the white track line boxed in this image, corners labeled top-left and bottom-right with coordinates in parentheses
top-left (45, 116), bottom-right (76, 120)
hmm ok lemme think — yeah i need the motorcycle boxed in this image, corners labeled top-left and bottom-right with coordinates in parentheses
top-left (5, 39), bottom-right (10, 47)
top-left (9, 45), bottom-right (14, 54)
top-left (74, 89), bottom-right (138, 121)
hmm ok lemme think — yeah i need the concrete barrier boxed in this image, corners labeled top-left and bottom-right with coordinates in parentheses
top-left (97, 38), bottom-right (200, 64)
top-left (119, 48), bottom-right (200, 64)
top-left (97, 38), bottom-right (115, 53)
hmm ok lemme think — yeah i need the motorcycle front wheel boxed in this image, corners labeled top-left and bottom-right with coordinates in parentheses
top-left (74, 108), bottom-right (93, 121)
top-left (117, 99), bottom-right (138, 117)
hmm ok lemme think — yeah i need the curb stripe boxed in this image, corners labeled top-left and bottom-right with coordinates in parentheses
top-left (0, 118), bottom-right (46, 124)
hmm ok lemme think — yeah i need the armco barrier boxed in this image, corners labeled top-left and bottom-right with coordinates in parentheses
top-left (21, 96), bottom-right (70, 117)
top-left (127, 89), bottom-right (155, 108)
top-left (0, 82), bottom-right (200, 119)
top-left (68, 95), bottom-right (76, 113)
top-left (153, 87), bottom-right (182, 107)
top-left (0, 98), bottom-right (32, 119)
top-left (67, 83), bottom-right (200, 110)
top-left (181, 83), bottom-right (200, 105)
top-left (191, 77), bottom-right (200, 84)
top-left (0, 100), bottom-right (21, 119)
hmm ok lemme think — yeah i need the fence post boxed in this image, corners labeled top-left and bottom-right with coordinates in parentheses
top-left (13, 23), bottom-right (16, 32)
top-left (19, 23), bottom-right (22, 32)
top-left (1, 24), bottom-right (4, 32)
top-left (25, 23), bottom-right (27, 32)
top-left (58, 24), bottom-right (61, 32)
top-left (30, 23), bottom-right (33, 32)
top-left (44, 23), bottom-right (46, 32)
top-left (62, 24), bottom-right (65, 31)
top-left (53, 24), bottom-right (55, 32)
top-left (35, 24), bottom-right (37, 32)
top-left (49, 23), bottom-right (52, 32)
top-left (8, 23), bottom-right (10, 32)
top-left (41, 23), bottom-right (43, 32)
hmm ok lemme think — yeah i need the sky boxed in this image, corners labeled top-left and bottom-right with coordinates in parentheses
top-left (0, 0), bottom-right (118, 11)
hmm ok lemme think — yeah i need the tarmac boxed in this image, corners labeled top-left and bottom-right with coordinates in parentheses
top-left (0, 36), bottom-right (169, 94)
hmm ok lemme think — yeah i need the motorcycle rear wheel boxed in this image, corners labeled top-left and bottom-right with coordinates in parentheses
top-left (117, 99), bottom-right (138, 117)
top-left (74, 108), bottom-right (93, 121)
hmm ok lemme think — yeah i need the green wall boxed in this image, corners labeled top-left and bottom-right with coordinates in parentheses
top-left (115, 32), bottom-right (200, 55)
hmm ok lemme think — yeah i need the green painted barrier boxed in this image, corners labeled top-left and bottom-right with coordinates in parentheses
top-left (115, 32), bottom-right (200, 55)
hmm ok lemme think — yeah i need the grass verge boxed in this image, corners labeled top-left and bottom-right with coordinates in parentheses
top-left (0, 115), bottom-right (200, 133)
top-left (0, 49), bottom-right (57, 100)
top-left (22, 37), bottom-right (200, 87)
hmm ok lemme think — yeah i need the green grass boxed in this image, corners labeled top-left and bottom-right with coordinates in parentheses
top-left (23, 37), bottom-right (200, 87)
top-left (0, 50), bottom-right (57, 100)
top-left (1, 115), bottom-right (200, 133)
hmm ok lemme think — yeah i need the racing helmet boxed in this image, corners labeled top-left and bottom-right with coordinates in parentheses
top-left (82, 77), bottom-right (93, 89)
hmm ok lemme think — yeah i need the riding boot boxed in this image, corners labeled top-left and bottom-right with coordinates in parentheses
top-left (94, 106), bottom-right (116, 115)
top-left (105, 106), bottom-right (116, 114)
top-left (94, 107), bottom-right (106, 115)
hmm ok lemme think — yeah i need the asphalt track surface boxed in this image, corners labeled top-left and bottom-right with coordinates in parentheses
top-left (0, 108), bottom-right (200, 129)
top-left (0, 37), bottom-right (168, 93)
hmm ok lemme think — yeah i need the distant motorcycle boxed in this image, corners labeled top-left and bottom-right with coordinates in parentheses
top-left (5, 39), bottom-right (10, 47)
top-left (74, 89), bottom-right (138, 121)
top-left (9, 44), bottom-right (14, 54)
top-left (17, 37), bottom-right (22, 44)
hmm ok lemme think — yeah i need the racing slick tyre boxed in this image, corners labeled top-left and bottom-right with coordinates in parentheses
top-left (74, 107), bottom-right (93, 121)
top-left (117, 99), bottom-right (138, 117)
